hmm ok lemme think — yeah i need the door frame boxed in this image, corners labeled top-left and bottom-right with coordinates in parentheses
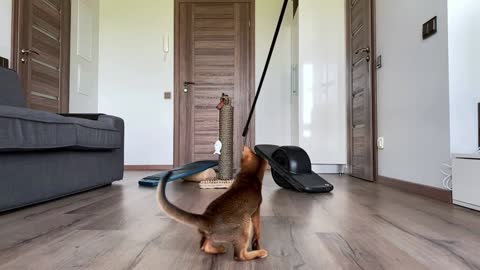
top-left (173, 0), bottom-right (256, 167)
top-left (11, 0), bottom-right (71, 113)
top-left (346, 0), bottom-right (378, 181)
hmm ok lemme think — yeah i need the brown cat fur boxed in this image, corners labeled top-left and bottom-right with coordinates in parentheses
top-left (156, 146), bottom-right (268, 261)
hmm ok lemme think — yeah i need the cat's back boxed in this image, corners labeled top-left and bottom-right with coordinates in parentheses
top-left (203, 174), bottom-right (262, 218)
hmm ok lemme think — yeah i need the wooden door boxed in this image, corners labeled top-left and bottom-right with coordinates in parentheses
top-left (349, 0), bottom-right (375, 181)
top-left (174, 1), bottom-right (254, 168)
top-left (13, 0), bottom-right (71, 113)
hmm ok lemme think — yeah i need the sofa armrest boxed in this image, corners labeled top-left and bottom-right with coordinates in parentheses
top-left (98, 115), bottom-right (124, 134)
top-left (100, 115), bottom-right (124, 180)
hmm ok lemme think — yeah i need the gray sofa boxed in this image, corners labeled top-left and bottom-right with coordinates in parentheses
top-left (0, 67), bottom-right (124, 212)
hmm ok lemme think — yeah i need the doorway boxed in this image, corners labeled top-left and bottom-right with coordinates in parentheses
top-left (173, 0), bottom-right (255, 168)
top-left (347, 0), bottom-right (377, 181)
top-left (12, 0), bottom-right (71, 113)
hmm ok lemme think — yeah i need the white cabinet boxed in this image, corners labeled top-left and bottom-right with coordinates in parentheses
top-left (291, 0), bottom-right (347, 172)
top-left (452, 154), bottom-right (480, 211)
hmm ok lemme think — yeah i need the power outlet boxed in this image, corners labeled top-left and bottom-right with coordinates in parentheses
top-left (377, 137), bottom-right (385, 150)
top-left (422, 16), bottom-right (437, 40)
top-left (164, 91), bottom-right (172, 99)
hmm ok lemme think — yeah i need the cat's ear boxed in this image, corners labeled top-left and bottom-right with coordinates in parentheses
top-left (243, 146), bottom-right (254, 156)
top-left (241, 146), bottom-right (247, 160)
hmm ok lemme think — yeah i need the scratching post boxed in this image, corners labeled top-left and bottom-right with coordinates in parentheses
top-left (218, 95), bottom-right (234, 180)
top-left (199, 94), bottom-right (235, 189)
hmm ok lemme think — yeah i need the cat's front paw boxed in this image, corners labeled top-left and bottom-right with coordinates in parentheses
top-left (257, 249), bottom-right (268, 259)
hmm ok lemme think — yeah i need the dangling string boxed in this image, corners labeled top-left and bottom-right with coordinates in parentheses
top-left (241, 0), bottom-right (289, 144)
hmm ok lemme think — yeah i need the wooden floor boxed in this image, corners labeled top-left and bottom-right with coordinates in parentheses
top-left (1, 172), bottom-right (480, 270)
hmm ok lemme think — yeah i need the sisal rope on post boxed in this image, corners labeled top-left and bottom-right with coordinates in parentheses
top-left (218, 95), bottom-right (234, 180)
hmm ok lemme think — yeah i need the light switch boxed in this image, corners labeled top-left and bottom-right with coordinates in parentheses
top-left (377, 137), bottom-right (385, 150)
top-left (164, 92), bottom-right (172, 99)
top-left (376, 55), bottom-right (382, 69)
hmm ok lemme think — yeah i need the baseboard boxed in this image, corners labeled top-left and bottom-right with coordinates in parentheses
top-left (124, 165), bottom-right (173, 171)
top-left (312, 164), bottom-right (346, 174)
top-left (377, 175), bottom-right (452, 204)
top-left (453, 200), bottom-right (480, 211)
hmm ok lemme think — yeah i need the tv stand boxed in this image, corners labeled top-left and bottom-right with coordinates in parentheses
top-left (452, 154), bottom-right (480, 211)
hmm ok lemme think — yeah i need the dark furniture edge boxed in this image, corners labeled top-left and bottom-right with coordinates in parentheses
top-left (59, 113), bottom-right (106, 121)
top-left (124, 165), bottom-right (174, 171)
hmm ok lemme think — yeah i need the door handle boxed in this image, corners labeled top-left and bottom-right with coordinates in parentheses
top-left (352, 55), bottom-right (370, 68)
top-left (183, 81), bottom-right (195, 93)
top-left (354, 47), bottom-right (370, 55)
top-left (21, 49), bottom-right (40, 63)
top-left (21, 49), bottom-right (40, 55)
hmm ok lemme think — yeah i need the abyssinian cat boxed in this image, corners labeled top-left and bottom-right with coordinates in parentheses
top-left (156, 146), bottom-right (268, 261)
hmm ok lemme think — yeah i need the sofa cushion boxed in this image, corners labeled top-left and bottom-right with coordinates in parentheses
top-left (0, 68), bottom-right (26, 107)
top-left (0, 105), bottom-right (122, 151)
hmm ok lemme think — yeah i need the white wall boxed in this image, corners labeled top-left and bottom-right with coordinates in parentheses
top-left (98, 0), bottom-right (174, 166)
top-left (376, 0), bottom-right (451, 188)
top-left (98, 0), bottom-right (293, 166)
top-left (0, 0), bottom-right (12, 62)
top-left (70, 0), bottom-right (100, 113)
top-left (448, 0), bottom-right (480, 154)
top-left (255, 0), bottom-right (292, 146)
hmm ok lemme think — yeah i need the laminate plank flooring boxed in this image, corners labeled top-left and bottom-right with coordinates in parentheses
top-left (1, 171), bottom-right (479, 270)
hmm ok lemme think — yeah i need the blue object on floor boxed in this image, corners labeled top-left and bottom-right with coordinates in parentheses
top-left (138, 160), bottom-right (218, 187)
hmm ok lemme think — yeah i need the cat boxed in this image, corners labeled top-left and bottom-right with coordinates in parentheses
top-left (156, 146), bottom-right (268, 261)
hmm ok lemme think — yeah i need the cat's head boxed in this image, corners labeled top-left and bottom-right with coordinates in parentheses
top-left (241, 146), bottom-right (264, 173)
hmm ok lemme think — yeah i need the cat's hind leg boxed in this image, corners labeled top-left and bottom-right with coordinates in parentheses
top-left (200, 231), bottom-right (226, 254)
top-left (200, 230), bottom-right (206, 248)
top-left (201, 238), bottom-right (226, 254)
